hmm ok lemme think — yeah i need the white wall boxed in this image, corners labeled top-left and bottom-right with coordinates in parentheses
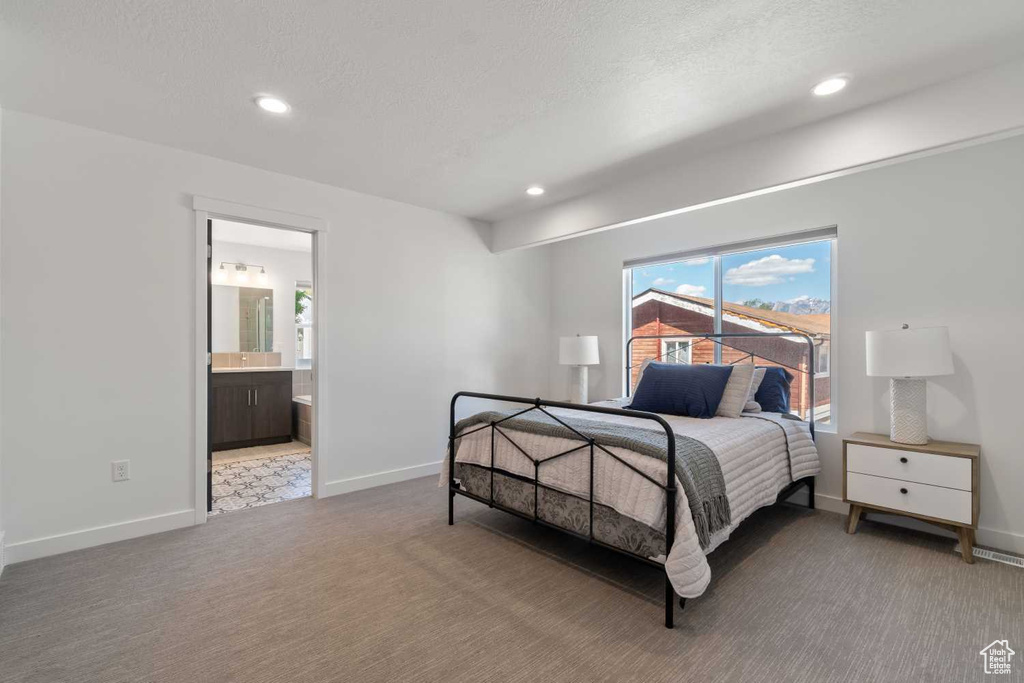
top-left (0, 106), bottom-right (5, 574)
top-left (493, 57), bottom-right (1024, 251)
top-left (546, 133), bottom-right (1024, 553)
top-left (0, 111), bottom-right (551, 562)
top-left (210, 238), bottom-right (312, 367)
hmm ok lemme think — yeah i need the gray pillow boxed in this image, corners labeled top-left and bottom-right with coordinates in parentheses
top-left (744, 367), bottom-right (767, 413)
top-left (715, 363), bottom-right (756, 418)
top-left (631, 358), bottom-right (653, 398)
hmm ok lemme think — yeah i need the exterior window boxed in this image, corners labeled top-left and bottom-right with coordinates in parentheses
top-left (661, 339), bottom-right (691, 364)
top-left (815, 340), bottom-right (831, 376)
top-left (295, 282), bottom-right (313, 369)
top-left (627, 235), bottom-right (835, 427)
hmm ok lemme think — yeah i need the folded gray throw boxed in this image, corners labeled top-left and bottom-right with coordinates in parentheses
top-left (453, 410), bottom-right (730, 549)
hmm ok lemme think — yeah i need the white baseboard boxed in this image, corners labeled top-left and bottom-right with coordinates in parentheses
top-left (0, 530), bottom-right (6, 578)
top-left (6, 461), bottom-right (442, 564)
top-left (324, 460), bottom-right (441, 498)
top-left (5, 509), bottom-right (195, 565)
top-left (813, 492), bottom-right (1024, 555)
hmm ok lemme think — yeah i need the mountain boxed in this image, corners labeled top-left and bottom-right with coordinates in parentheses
top-left (771, 296), bottom-right (830, 315)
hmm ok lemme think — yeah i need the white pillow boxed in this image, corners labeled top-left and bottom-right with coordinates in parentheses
top-left (716, 363), bottom-right (756, 418)
top-left (744, 367), bottom-right (767, 413)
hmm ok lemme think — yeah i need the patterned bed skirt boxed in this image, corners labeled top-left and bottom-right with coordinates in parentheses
top-left (454, 462), bottom-right (666, 560)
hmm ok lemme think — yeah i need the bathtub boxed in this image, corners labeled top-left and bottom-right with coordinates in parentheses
top-left (292, 395), bottom-right (312, 444)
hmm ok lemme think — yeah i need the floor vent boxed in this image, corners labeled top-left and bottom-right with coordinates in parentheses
top-left (956, 545), bottom-right (1024, 568)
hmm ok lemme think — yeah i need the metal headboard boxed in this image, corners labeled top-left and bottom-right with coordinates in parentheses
top-left (625, 332), bottom-right (818, 438)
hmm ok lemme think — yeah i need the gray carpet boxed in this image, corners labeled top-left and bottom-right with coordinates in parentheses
top-left (0, 476), bottom-right (1020, 683)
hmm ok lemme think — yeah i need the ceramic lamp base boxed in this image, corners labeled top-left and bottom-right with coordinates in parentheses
top-left (890, 377), bottom-right (928, 445)
top-left (570, 365), bottom-right (589, 404)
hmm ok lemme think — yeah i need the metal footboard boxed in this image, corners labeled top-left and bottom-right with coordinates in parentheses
top-left (448, 391), bottom-right (681, 628)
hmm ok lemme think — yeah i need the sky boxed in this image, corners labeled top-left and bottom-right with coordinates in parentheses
top-left (631, 239), bottom-right (831, 306)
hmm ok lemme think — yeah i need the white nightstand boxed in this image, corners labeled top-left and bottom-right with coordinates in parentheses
top-left (843, 432), bottom-right (980, 563)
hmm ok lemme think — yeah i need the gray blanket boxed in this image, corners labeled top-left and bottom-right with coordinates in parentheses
top-left (453, 410), bottom-right (730, 549)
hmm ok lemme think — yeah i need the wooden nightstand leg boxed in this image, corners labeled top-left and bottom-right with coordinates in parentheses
top-left (846, 505), bottom-right (863, 534)
top-left (957, 527), bottom-right (975, 564)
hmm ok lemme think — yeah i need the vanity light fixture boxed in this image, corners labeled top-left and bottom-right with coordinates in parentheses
top-left (214, 262), bottom-right (269, 287)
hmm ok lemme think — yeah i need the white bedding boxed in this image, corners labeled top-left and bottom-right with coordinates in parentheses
top-left (440, 399), bottom-right (819, 598)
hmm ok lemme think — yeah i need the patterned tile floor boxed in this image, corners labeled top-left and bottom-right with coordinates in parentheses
top-left (210, 452), bottom-right (311, 515)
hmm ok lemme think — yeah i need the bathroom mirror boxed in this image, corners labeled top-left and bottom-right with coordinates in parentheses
top-left (212, 286), bottom-right (274, 353)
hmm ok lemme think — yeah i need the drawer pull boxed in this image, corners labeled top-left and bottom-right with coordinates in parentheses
top-left (899, 487), bottom-right (908, 494)
top-left (899, 456), bottom-right (908, 464)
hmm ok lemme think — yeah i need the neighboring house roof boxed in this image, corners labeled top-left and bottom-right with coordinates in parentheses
top-left (633, 288), bottom-right (831, 337)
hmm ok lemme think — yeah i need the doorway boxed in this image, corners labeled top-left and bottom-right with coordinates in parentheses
top-left (193, 198), bottom-right (328, 523)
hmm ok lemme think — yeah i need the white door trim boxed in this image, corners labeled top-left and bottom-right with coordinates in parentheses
top-left (193, 196), bottom-right (328, 233)
top-left (193, 197), bottom-right (330, 525)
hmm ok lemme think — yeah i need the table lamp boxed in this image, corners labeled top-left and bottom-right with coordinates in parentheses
top-left (559, 335), bottom-right (599, 404)
top-left (866, 324), bottom-right (953, 444)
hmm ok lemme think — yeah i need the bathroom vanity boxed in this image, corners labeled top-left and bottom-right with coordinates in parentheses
top-left (211, 368), bottom-right (293, 450)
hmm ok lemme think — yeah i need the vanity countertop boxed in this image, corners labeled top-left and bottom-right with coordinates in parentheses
top-left (212, 366), bottom-right (295, 374)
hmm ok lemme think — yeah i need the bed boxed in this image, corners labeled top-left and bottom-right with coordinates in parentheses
top-left (442, 333), bottom-right (821, 628)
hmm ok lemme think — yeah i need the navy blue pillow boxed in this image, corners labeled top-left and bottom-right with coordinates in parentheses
top-left (754, 366), bottom-right (794, 414)
top-left (628, 362), bottom-right (734, 418)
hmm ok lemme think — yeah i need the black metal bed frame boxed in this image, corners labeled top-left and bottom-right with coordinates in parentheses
top-left (447, 332), bottom-right (819, 629)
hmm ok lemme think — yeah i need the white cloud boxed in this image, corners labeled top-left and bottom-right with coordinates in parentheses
top-left (724, 254), bottom-right (815, 286)
top-left (684, 257), bottom-right (710, 266)
top-left (675, 284), bottom-right (707, 296)
top-left (652, 277), bottom-right (675, 286)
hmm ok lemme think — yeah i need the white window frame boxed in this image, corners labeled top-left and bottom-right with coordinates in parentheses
top-left (660, 338), bottom-right (692, 364)
top-left (622, 225), bottom-right (837, 432)
top-left (814, 340), bottom-right (831, 378)
top-left (295, 281), bottom-right (313, 369)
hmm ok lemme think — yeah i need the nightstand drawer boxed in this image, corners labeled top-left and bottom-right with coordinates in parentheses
top-left (846, 472), bottom-right (972, 525)
top-left (847, 444), bottom-right (971, 491)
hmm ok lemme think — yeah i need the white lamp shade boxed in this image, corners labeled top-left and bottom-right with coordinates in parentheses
top-left (559, 335), bottom-right (599, 366)
top-left (866, 326), bottom-right (953, 377)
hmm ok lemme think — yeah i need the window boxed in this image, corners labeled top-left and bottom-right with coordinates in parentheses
top-left (815, 340), bottom-right (830, 376)
top-left (295, 282), bottom-right (313, 369)
top-left (661, 339), bottom-right (691, 364)
top-left (626, 230), bottom-right (835, 427)
top-left (629, 254), bottom-right (713, 388)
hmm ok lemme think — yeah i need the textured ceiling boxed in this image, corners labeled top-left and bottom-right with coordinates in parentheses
top-left (3, 1), bottom-right (1024, 221)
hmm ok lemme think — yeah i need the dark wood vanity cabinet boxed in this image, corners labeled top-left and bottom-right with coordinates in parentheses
top-left (212, 371), bottom-right (292, 450)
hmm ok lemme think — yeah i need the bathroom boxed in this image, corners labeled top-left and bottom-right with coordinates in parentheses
top-left (209, 219), bottom-right (315, 515)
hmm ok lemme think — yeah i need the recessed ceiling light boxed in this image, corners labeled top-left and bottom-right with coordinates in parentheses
top-left (255, 96), bottom-right (290, 114)
top-left (812, 77), bottom-right (848, 97)
top-left (526, 186), bottom-right (545, 196)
